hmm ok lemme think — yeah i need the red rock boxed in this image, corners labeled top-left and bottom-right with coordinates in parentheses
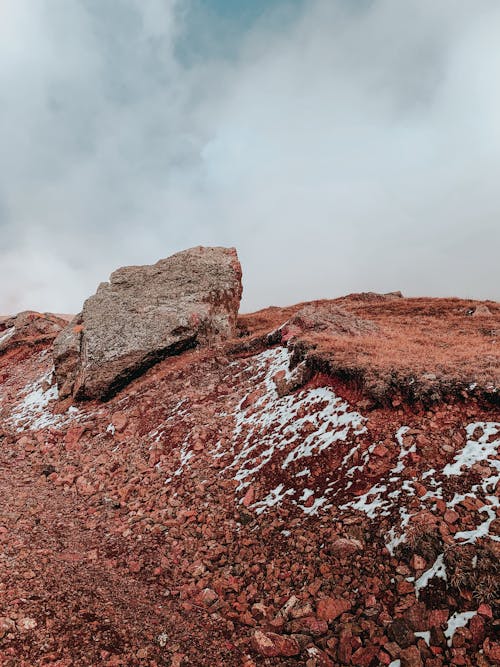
top-left (477, 603), bottom-right (493, 618)
top-left (64, 425), bottom-right (86, 451)
top-left (338, 633), bottom-right (353, 663)
top-left (485, 642), bottom-right (500, 662)
top-left (406, 603), bottom-right (428, 632)
top-left (0, 311), bottom-right (66, 353)
top-left (414, 483), bottom-right (427, 497)
top-left (468, 614), bottom-right (485, 646)
top-left (400, 645), bottom-right (423, 667)
top-left (329, 538), bottom-right (363, 557)
top-left (171, 653), bottom-right (185, 667)
top-left (351, 645), bottom-right (379, 666)
top-left (305, 645), bottom-right (335, 666)
top-left (450, 649), bottom-right (467, 665)
top-left (428, 610), bottom-right (449, 627)
top-left (443, 509), bottom-right (459, 524)
top-left (410, 555), bottom-right (427, 571)
top-left (0, 617), bottom-right (16, 639)
top-left (241, 486), bottom-right (255, 507)
top-left (196, 588), bottom-right (218, 606)
top-left (316, 597), bottom-right (351, 622)
top-left (378, 650), bottom-right (392, 665)
top-left (111, 412), bottom-right (128, 432)
top-left (288, 616), bottom-right (328, 636)
top-left (128, 560), bottom-right (142, 573)
top-left (251, 630), bottom-right (300, 657)
top-left (397, 580), bottom-right (415, 594)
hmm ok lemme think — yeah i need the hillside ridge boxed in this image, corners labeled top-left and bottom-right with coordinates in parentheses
top-left (0, 251), bottom-right (498, 666)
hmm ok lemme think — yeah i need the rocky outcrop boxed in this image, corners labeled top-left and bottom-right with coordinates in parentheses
top-left (53, 246), bottom-right (242, 400)
top-left (0, 311), bottom-right (67, 354)
top-left (279, 303), bottom-right (377, 342)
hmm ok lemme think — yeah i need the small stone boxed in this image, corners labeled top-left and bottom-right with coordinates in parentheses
top-left (316, 597), bottom-right (351, 622)
top-left (351, 645), bottom-right (379, 666)
top-left (400, 645), bottom-right (423, 667)
top-left (329, 538), bottom-right (363, 557)
top-left (241, 486), bottom-right (255, 508)
top-left (388, 618), bottom-right (416, 649)
top-left (197, 588), bottom-right (218, 606)
top-left (477, 603), bottom-right (493, 618)
top-left (170, 653), bottom-right (185, 667)
top-left (251, 630), bottom-right (300, 657)
top-left (410, 555), bottom-right (427, 571)
top-left (0, 617), bottom-right (16, 639)
top-left (111, 412), bottom-right (128, 432)
top-left (443, 510), bottom-right (459, 525)
top-left (287, 616), bottom-right (328, 636)
top-left (18, 617), bottom-right (37, 631)
top-left (128, 560), bottom-right (142, 573)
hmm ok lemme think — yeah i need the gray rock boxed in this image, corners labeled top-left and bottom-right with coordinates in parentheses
top-left (53, 246), bottom-right (242, 400)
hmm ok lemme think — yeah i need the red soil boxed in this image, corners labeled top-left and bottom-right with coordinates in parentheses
top-left (0, 296), bottom-right (498, 666)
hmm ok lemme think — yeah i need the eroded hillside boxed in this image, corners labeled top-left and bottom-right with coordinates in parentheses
top-left (0, 293), bottom-right (499, 667)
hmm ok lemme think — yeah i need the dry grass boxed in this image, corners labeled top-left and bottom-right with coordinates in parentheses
top-left (445, 542), bottom-right (500, 604)
top-left (237, 295), bottom-right (500, 407)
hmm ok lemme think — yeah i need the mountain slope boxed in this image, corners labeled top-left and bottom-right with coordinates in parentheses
top-left (0, 295), bottom-right (499, 666)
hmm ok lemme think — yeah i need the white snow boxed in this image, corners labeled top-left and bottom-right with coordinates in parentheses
top-left (415, 554), bottom-right (447, 598)
top-left (443, 422), bottom-right (500, 476)
top-left (252, 484), bottom-right (295, 515)
top-left (0, 326), bottom-right (15, 346)
top-left (8, 371), bottom-right (66, 430)
top-left (359, 422), bottom-right (500, 553)
top-left (220, 348), bottom-right (366, 515)
top-left (390, 426), bottom-right (413, 474)
top-left (454, 499), bottom-right (499, 543)
top-left (444, 611), bottom-right (477, 647)
top-left (299, 495), bottom-right (330, 516)
top-left (299, 488), bottom-right (314, 502)
top-left (340, 483), bottom-right (390, 518)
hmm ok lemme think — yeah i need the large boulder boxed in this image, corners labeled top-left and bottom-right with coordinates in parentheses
top-left (53, 246), bottom-right (242, 400)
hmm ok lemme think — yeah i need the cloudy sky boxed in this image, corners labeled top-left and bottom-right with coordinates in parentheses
top-left (1, 0), bottom-right (499, 314)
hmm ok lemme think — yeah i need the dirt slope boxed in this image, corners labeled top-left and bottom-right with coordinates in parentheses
top-left (0, 295), bottom-right (499, 666)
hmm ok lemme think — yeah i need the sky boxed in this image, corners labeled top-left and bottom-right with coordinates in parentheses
top-left (1, 0), bottom-right (499, 314)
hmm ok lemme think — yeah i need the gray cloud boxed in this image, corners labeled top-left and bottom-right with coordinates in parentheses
top-left (1, 0), bottom-right (499, 314)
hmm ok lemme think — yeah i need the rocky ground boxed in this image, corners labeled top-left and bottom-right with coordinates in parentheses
top-left (0, 295), bottom-right (499, 666)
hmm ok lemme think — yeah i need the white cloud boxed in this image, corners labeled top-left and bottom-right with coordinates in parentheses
top-left (1, 0), bottom-right (499, 314)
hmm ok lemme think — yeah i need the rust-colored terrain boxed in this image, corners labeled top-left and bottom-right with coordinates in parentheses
top-left (0, 295), bottom-right (499, 666)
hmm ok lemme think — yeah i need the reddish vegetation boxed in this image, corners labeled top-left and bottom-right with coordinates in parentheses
top-left (0, 295), bottom-right (499, 666)
top-left (237, 295), bottom-right (499, 407)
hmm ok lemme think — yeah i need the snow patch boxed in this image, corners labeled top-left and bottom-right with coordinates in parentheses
top-left (0, 326), bottom-right (15, 347)
top-left (415, 554), bottom-right (447, 598)
top-left (252, 484), bottom-right (295, 515)
top-left (444, 611), bottom-right (477, 647)
top-left (219, 348), bottom-right (366, 515)
top-left (8, 370), bottom-right (78, 431)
